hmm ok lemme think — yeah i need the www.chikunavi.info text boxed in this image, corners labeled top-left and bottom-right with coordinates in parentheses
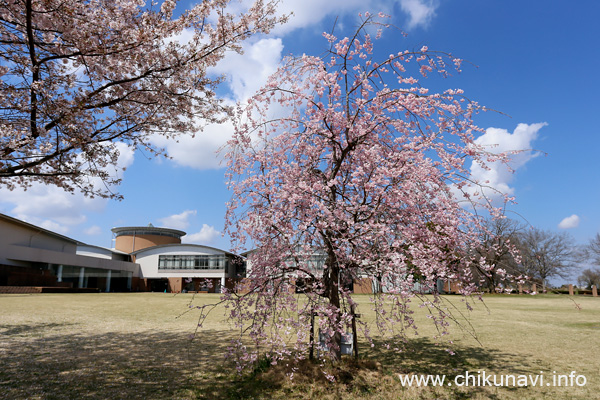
top-left (398, 371), bottom-right (587, 387)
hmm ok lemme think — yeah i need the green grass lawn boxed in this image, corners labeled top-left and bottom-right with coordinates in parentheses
top-left (0, 292), bottom-right (598, 399)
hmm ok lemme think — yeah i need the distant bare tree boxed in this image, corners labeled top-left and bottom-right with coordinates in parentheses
top-left (581, 233), bottom-right (600, 266)
top-left (577, 268), bottom-right (600, 290)
top-left (517, 228), bottom-right (576, 291)
top-left (471, 218), bottom-right (525, 292)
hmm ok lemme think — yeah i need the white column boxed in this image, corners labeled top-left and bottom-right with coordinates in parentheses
top-left (220, 276), bottom-right (226, 292)
top-left (127, 272), bottom-right (132, 291)
top-left (105, 270), bottom-right (112, 293)
top-left (436, 278), bottom-right (444, 294)
top-left (57, 265), bottom-right (63, 282)
top-left (78, 267), bottom-right (85, 288)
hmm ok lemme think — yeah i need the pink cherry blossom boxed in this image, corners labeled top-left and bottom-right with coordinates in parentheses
top-left (220, 14), bottom-right (516, 371)
top-left (0, 0), bottom-right (285, 198)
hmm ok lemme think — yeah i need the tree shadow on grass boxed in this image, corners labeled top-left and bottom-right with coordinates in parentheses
top-left (227, 337), bottom-right (549, 400)
top-left (0, 325), bottom-right (554, 400)
top-left (0, 322), bottom-right (78, 336)
top-left (0, 326), bottom-right (239, 400)
top-left (364, 336), bottom-right (538, 376)
top-left (358, 337), bottom-right (546, 400)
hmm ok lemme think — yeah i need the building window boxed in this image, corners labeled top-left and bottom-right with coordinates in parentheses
top-left (158, 255), bottom-right (229, 270)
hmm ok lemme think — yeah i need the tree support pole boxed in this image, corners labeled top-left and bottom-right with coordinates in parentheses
top-left (351, 303), bottom-right (359, 360)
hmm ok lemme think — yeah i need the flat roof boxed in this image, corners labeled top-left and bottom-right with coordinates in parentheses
top-left (111, 226), bottom-right (186, 238)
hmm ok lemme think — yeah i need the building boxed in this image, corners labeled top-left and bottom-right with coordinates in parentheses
top-left (0, 213), bottom-right (243, 293)
top-left (112, 225), bottom-right (244, 292)
top-left (0, 212), bottom-right (448, 295)
top-left (0, 213), bottom-right (136, 292)
top-left (241, 248), bottom-right (375, 294)
top-left (240, 247), bottom-right (447, 295)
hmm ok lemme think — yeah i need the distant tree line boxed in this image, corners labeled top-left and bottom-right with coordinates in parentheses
top-left (577, 233), bottom-right (600, 289)
top-left (470, 219), bottom-right (600, 292)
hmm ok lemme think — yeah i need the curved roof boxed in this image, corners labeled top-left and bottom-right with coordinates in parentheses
top-left (111, 225), bottom-right (186, 238)
top-left (131, 243), bottom-right (241, 258)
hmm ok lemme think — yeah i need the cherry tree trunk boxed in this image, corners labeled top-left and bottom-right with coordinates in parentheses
top-left (322, 245), bottom-right (343, 361)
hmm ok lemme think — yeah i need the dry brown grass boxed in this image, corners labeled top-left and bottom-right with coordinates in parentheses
top-left (0, 292), bottom-right (598, 399)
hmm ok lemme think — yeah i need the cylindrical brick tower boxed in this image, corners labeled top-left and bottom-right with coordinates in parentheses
top-left (111, 224), bottom-right (186, 254)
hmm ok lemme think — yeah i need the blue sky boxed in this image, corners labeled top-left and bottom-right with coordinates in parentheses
top-left (1, 0), bottom-right (599, 275)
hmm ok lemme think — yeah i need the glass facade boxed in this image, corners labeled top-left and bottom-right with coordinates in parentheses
top-left (48, 264), bottom-right (132, 291)
top-left (158, 254), bottom-right (230, 270)
top-left (284, 254), bottom-right (326, 273)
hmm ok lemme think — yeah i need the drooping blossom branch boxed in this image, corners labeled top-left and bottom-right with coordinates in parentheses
top-left (221, 13), bottom-right (517, 371)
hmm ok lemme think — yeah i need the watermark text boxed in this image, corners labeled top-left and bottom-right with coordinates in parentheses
top-left (398, 371), bottom-right (587, 387)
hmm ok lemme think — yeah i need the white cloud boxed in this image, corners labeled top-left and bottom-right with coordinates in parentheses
top-left (164, 27), bottom-right (195, 46)
top-left (84, 225), bottom-right (103, 236)
top-left (39, 219), bottom-right (71, 235)
top-left (465, 123), bottom-right (546, 202)
top-left (272, 0), bottom-right (439, 34)
top-left (151, 1), bottom-right (443, 170)
top-left (158, 210), bottom-right (197, 230)
top-left (203, 0), bottom-right (438, 36)
top-left (0, 185), bottom-right (97, 234)
top-left (558, 214), bottom-right (580, 229)
top-left (0, 142), bottom-right (135, 234)
top-left (182, 224), bottom-right (221, 244)
top-left (150, 121), bottom-right (234, 169)
top-left (272, 0), bottom-right (366, 34)
top-left (152, 38), bottom-right (284, 170)
top-left (211, 38), bottom-right (284, 101)
top-left (399, 0), bottom-right (438, 29)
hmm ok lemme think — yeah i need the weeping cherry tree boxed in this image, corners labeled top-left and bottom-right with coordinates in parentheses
top-left (220, 14), bottom-right (516, 371)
